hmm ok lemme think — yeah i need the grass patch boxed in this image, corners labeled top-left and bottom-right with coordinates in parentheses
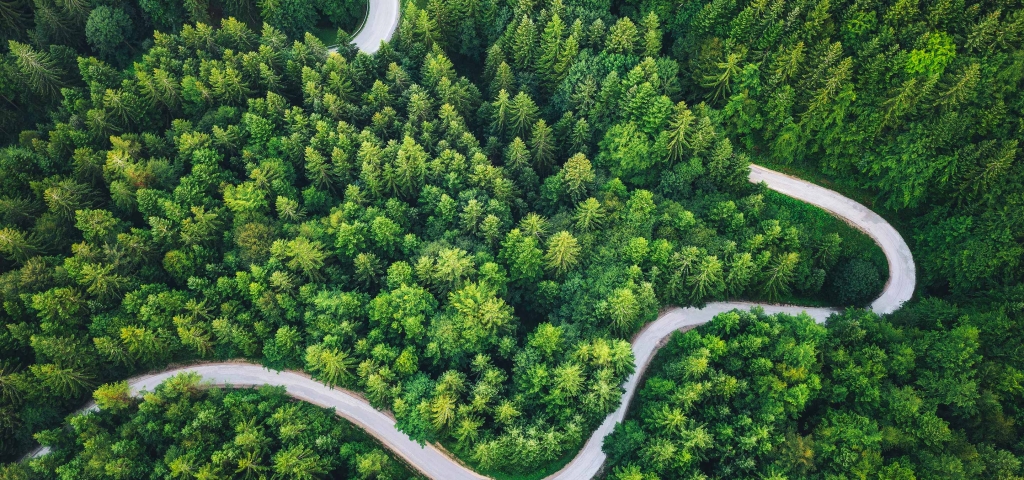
top-left (763, 190), bottom-right (889, 275)
top-left (306, 0), bottom-right (369, 46)
top-left (309, 24), bottom-right (341, 45)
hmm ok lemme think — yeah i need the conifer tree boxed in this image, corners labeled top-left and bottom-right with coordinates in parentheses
top-left (536, 13), bottom-right (564, 91)
top-left (508, 91), bottom-right (538, 139)
top-left (530, 118), bottom-right (554, 170)
top-left (605, 17), bottom-right (638, 55)
top-left (511, 15), bottom-right (536, 71)
top-left (7, 41), bottom-right (63, 96)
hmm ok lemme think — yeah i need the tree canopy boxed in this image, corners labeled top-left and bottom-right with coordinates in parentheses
top-left (1, 0), bottom-right (1023, 476)
top-left (13, 374), bottom-right (420, 479)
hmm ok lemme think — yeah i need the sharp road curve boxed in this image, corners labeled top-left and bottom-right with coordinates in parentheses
top-left (549, 165), bottom-right (916, 480)
top-left (346, 0), bottom-right (400, 54)
top-left (31, 8), bottom-right (918, 478)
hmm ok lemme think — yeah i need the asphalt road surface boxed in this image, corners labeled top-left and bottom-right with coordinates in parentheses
top-left (348, 0), bottom-right (400, 54)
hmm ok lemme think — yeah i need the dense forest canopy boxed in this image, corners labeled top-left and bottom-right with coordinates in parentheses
top-left (28, 373), bottom-right (421, 479)
top-left (594, 0), bottom-right (1024, 474)
top-left (606, 303), bottom-right (1024, 479)
top-left (0, 0), bottom-right (1021, 477)
top-left (0, 8), bottom-right (884, 476)
top-left (0, 0), bottom-right (366, 137)
top-left (618, 0), bottom-right (1024, 297)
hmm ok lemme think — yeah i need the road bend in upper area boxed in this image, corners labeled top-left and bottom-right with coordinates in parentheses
top-left (347, 0), bottom-right (400, 54)
top-left (748, 165), bottom-right (915, 315)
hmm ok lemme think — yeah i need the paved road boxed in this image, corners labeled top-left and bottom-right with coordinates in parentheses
top-left (29, 165), bottom-right (915, 479)
top-left (347, 0), bottom-right (400, 54)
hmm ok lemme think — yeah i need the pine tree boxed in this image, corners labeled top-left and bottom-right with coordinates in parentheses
top-left (509, 91), bottom-right (539, 139)
top-left (137, 68), bottom-right (181, 110)
top-left (554, 31), bottom-right (579, 86)
top-left (209, 66), bottom-right (249, 104)
top-left (605, 17), bottom-right (638, 54)
top-left (530, 118), bottom-right (554, 170)
top-left (536, 13), bottom-right (565, 90)
top-left (544, 231), bottom-right (580, 274)
top-left (665, 101), bottom-right (695, 162)
top-left (573, 197), bottom-right (605, 232)
top-left (703, 50), bottom-right (744, 103)
top-left (80, 262), bottom-right (129, 301)
top-left (562, 153), bottom-right (594, 203)
top-left (504, 137), bottom-right (532, 171)
top-left (305, 344), bottom-right (357, 387)
top-left (934, 63), bottom-right (980, 109)
top-left (272, 445), bottom-right (328, 478)
top-left (551, 362), bottom-right (584, 401)
top-left (640, 11), bottom-right (661, 57)
top-left (354, 252), bottom-right (381, 286)
top-left (726, 252), bottom-right (756, 297)
top-left (483, 43), bottom-right (505, 82)
top-left (512, 15), bottom-right (537, 71)
top-left (430, 394), bottom-right (456, 431)
top-left (0, 227), bottom-right (37, 263)
top-left (0, 0), bottom-right (29, 38)
top-left (491, 89), bottom-right (512, 135)
top-left (491, 61), bottom-right (515, 96)
top-left (8, 41), bottom-right (63, 96)
top-left (93, 381), bottom-right (133, 411)
top-left (571, 116), bottom-right (590, 155)
top-left (519, 213), bottom-right (548, 240)
top-left (688, 255), bottom-right (725, 301)
top-left (31, 363), bottom-right (94, 398)
top-left (761, 252), bottom-right (799, 301)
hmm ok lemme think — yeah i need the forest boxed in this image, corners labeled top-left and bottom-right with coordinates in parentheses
top-left (29, 373), bottom-right (421, 479)
top-left (607, 304), bottom-right (1023, 479)
top-left (0, 0), bottom-right (1021, 478)
top-left (602, 0), bottom-right (1024, 477)
top-left (0, 0), bottom-right (365, 137)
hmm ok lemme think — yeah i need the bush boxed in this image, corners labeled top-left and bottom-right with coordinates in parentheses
top-left (829, 257), bottom-right (882, 306)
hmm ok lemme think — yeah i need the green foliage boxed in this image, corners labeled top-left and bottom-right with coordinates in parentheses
top-left (640, 0), bottom-right (1024, 295)
top-left (31, 379), bottom-right (421, 479)
top-left (608, 305), bottom-right (1024, 479)
top-left (137, 0), bottom-right (186, 32)
top-left (258, 0), bottom-right (317, 40)
top-left (91, 381), bottom-right (132, 411)
top-left (829, 257), bottom-right (882, 306)
top-left (85, 6), bottom-right (134, 63)
top-left (2, 0), bottom-right (1007, 475)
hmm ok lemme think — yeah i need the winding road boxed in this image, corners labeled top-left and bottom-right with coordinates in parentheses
top-left (27, 4), bottom-right (919, 476)
top-left (549, 165), bottom-right (916, 480)
top-left (29, 165), bottom-right (916, 479)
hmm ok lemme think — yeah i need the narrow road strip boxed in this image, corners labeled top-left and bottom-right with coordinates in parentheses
top-left (349, 0), bottom-right (401, 54)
